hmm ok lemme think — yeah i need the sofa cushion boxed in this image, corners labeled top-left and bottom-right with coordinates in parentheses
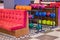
top-left (2, 22), bottom-right (25, 31)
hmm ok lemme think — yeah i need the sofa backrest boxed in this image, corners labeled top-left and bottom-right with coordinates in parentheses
top-left (0, 9), bottom-right (27, 26)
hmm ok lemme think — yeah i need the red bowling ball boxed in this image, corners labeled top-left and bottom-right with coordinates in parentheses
top-left (47, 12), bottom-right (50, 16)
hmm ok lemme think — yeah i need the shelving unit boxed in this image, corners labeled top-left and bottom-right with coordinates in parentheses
top-left (29, 4), bottom-right (58, 32)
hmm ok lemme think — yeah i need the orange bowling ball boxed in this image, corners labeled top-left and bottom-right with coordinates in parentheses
top-left (22, 6), bottom-right (26, 10)
top-left (25, 6), bottom-right (31, 10)
top-left (16, 5), bottom-right (22, 10)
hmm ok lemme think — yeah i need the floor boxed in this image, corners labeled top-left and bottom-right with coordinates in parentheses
top-left (0, 3), bottom-right (60, 40)
top-left (0, 27), bottom-right (60, 40)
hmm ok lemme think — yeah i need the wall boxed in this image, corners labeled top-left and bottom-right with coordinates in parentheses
top-left (4, 0), bottom-right (30, 9)
top-left (58, 7), bottom-right (60, 26)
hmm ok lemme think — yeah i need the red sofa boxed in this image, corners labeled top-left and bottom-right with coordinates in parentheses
top-left (0, 9), bottom-right (27, 31)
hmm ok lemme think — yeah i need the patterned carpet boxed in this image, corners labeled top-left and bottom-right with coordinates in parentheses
top-left (0, 33), bottom-right (58, 40)
top-left (0, 27), bottom-right (60, 40)
top-left (36, 35), bottom-right (58, 40)
top-left (0, 27), bottom-right (59, 40)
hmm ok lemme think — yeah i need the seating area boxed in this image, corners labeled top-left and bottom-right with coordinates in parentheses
top-left (0, 9), bottom-right (29, 37)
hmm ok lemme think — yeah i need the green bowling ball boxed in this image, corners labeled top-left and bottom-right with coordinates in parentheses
top-left (47, 20), bottom-right (51, 25)
top-left (36, 24), bottom-right (42, 30)
top-left (42, 20), bottom-right (46, 24)
top-left (29, 23), bottom-right (34, 28)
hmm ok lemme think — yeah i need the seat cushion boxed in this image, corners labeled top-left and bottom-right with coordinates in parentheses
top-left (0, 20), bottom-right (4, 28)
top-left (1, 21), bottom-right (25, 31)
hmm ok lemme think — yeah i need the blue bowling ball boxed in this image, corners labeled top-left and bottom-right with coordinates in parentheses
top-left (36, 24), bottom-right (42, 30)
top-left (39, 12), bottom-right (46, 17)
top-left (50, 13), bottom-right (56, 18)
top-left (39, 12), bottom-right (42, 16)
top-left (32, 15), bottom-right (34, 19)
top-left (35, 11), bottom-right (39, 16)
top-left (42, 12), bottom-right (46, 17)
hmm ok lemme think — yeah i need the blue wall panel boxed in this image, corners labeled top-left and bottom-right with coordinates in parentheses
top-left (14, 0), bottom-right (30, 5)
top-left (4, 0), bottom-right (30, 9)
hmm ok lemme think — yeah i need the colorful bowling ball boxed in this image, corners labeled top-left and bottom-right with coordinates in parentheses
top-left (22, 6), bottom-right (25, 10)
top-left (47, 20), bottom-right (51, 25)
top-left (32, 15), bottom-right (34, 19)
top-left (34, 24), bottom-right (37, 27)
top-left (47, 12), bottom-right (50, 16)
top-left (34, 4), bottom-right (38, 8)
top-left (50, 21), bottom-right (53, 25)
top-left (50, 13), bottom-right (56, 18)
top-left (42, 20), bottom-right (46, 24)
top-left (35, 11), bottom-right (39, 16)
top-left (41, 4), bottom-right (45, 8)
top-left (39, 20), bottom-right (42, 24)
top-left (36, 24), bottom-right (42, 30)
top-left (25, 6), bottom-right (32, 10)
top-left (31, 4), bottom-right (38, 8)
top-left (42, 12), bottom-right (46, 17)
top-left (29, 15), bottom-right (34, 19)
top-left (16, 5), bottom-right (22, 10)
top-left (29, 23), bottom-right (34, 28)
top-left (39, 12), bottom-right (42, 16)
top-left (51, 21), bottom-right (55, 25)
top-left (29, 15), bottom-right (32, 18)
top-left (53, 21), bottom-right (56, 25)
top-left (30, 4), bottom-right (33, 6)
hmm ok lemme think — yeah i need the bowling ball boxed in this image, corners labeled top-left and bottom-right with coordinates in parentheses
top-left (29, 15), bottom-right (32, 19)
top-left (39, 20), bottom-right (42, 24)
top-left (32, 15), bottom-right (34, 19)
top-left (35, 11), bottom-right (39, 16)
top-left (30, 4), bottom-right (33, 6)
top-left (41, 4), bottom-right (45, 8)
top-left (29, 15), bottom-right (34, 19)
top-left (42, 20), bottom-right (46, 24)
top-left (39, 12), bottom-right (42, 16)
top-left (50, 21), bottom-right (53, 25)
top-left (47, 12), bottom-right (50, 16)
top-left (42, 12), bottom-right (46, 17)
top-left (53, 21), bottom-right (55, 25)
top-left (15, 5), bottom-right (20, 9)
top-left (22, 6), bottom-right (26, 10)
top-left (25, 6), bottom-right (32, 10)
top-left (36, 24), bottom-right (42, 30)
top-left (50, 13), bottom-right (56, 18)
top-left (31, 4), bottom-right (38, 8)
top-left (47, 20), bottom-right (51, 25)
top-left (16, 6), bottom-right (22, 10)
top-left (29, 23), bottom-right (34, 28)
top-left (51, 21), bottom-right (55, 25)
top-left (38, 4), bottom-right (45, 8)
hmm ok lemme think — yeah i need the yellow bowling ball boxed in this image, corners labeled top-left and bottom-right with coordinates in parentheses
top-left (50, 21), bottom-right (55, 25)
top-left (50, 21), bottom-right (53, 25)
top-left (39, 20), bottom-right (42, 24)
top-left (42, 20), bottom-right (46, 24)
top-left (47, 20), bottom-right (51, 25)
